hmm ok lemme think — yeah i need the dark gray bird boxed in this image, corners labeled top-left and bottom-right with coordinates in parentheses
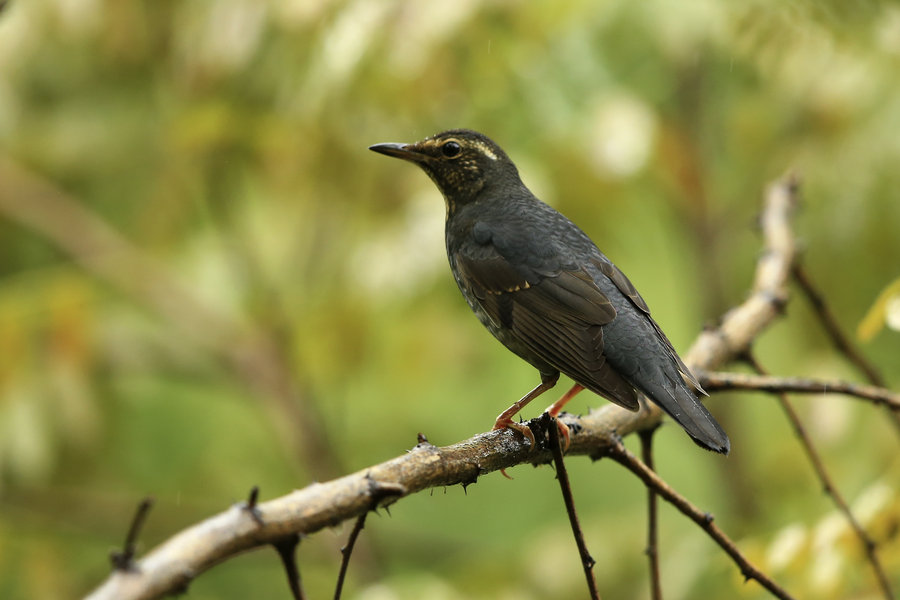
top-left (369, 129), bottom-right (729, 454)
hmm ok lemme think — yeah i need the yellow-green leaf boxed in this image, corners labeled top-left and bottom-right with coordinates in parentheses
top-left (857, 277), bottom-right (900, 342)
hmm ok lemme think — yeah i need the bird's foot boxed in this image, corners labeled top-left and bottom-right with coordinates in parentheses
top-left (542, 383), bottom-right (582, 453)
top-left (493, 415), bottom-right (536, 480)
top-left (492, 417), bottom-right (536, 449)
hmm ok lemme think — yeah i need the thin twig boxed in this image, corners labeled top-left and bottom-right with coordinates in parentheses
top-left (110, 498), bottom-right (155, 572)
top-left (743, 354), bottom-right (895, 600)
top-left (639, 427), bottom-right (662, 600)
top-left (333, 478), bottom-right (407, 599)
top-left (792, 263), bottom-right (900, 435)
top-left (546, 414), bottom-right (600, 600)
top-left (605, 439), bottom-right (796, 600)
top-left (792, 264), bottom-right (886, 387)
top-left (273, 535), bottom-right (304, 600)
top-left (334, 513), bottom-right (368, 600)
top-left (697, 371), bottom-right (900, 411)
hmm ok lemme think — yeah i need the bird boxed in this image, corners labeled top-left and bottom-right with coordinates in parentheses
top-left (369, 129), bottom-right (730, 455)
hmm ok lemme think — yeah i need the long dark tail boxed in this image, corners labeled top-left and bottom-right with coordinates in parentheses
top-left (640, 373), bottom-right (730, 454)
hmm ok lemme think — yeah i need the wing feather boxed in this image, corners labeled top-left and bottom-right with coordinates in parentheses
top-left (455, 246), bottom-right (639, 410)
top-left (594, 257), bottom-right (705, 395)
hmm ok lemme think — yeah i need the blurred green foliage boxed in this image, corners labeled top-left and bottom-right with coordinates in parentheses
top-left (0, 1), bottom-right (899, 598)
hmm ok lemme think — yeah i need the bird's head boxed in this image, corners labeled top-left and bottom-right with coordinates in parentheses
top-left (369, 129), bottom-right (521, 212)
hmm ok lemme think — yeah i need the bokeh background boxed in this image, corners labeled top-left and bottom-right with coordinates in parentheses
top-left (1, 1), bottom-right (899, 598)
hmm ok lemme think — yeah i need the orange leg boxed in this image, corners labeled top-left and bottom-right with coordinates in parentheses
top-left (543, 383), bottom-right (585, 451)
top-left (493, 374), bottom-right (559, 478)
top-left (546, 383), bottom-right (585, 417)
top-left (492, 375), bottom-right (559, 449)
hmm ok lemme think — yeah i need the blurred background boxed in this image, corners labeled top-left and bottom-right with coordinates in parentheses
top-left (0, 1), bottom-right (899, 598)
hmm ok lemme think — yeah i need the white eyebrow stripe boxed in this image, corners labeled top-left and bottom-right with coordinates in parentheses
top-left (472, 141), bottom-right (498, 160)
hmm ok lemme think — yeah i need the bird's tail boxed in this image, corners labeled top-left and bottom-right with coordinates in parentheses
top-left (641, 374), bottom-right (730, 455)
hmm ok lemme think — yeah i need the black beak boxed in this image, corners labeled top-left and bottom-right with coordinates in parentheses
top-left (368, 142), bottom-right (423, 162)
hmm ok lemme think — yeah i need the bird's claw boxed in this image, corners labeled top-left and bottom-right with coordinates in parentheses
top-left (493, 415), bottom-right (537, 479)
top-left (493, 415), bottom-right (571, 452)
top-left (493, 418), bottom-right (536, 449)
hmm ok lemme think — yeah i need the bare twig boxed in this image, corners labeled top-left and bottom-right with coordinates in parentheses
top-left (334, 514), bottom-right (369, 600)
top-left (546, 414), bottom-right (600, 600)
top-left (639, 426), bottom-right (662, 600)
top-left (792, 264), bottom-right (886, 387)
top-left (110, 498), bottom-right (155, 572)
top-left (604, 439), bottom-right (796, 600)
top-left (792, 263), bottom-right (900, 435)
top-left (273, 535), bottom-right (305, 600)
top-left (697, 371), bottom-right (900, 411)
top-left (742, 354), bottom-right (895, 600)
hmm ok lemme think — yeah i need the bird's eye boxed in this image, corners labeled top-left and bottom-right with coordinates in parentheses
top-left (441, 141), bottom-right (461, 158)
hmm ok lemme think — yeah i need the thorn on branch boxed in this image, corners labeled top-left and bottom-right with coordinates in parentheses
top-left (364, 476), bottom-right (407, 510)
top-left (243, 485), bottom-right (264, 526)
top-left (109, 497), bottom-right (154, 572)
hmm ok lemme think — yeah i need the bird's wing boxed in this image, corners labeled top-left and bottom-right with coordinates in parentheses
top-left (455, 234), bottom-right (640, 410)
top-left (594, 258), bottom-right (649, 313)
top-left (593, 257), bottom-right (705, 395)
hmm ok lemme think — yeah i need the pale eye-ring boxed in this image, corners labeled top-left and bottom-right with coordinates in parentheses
top-left (441, 141), bottom-right (461, 158)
